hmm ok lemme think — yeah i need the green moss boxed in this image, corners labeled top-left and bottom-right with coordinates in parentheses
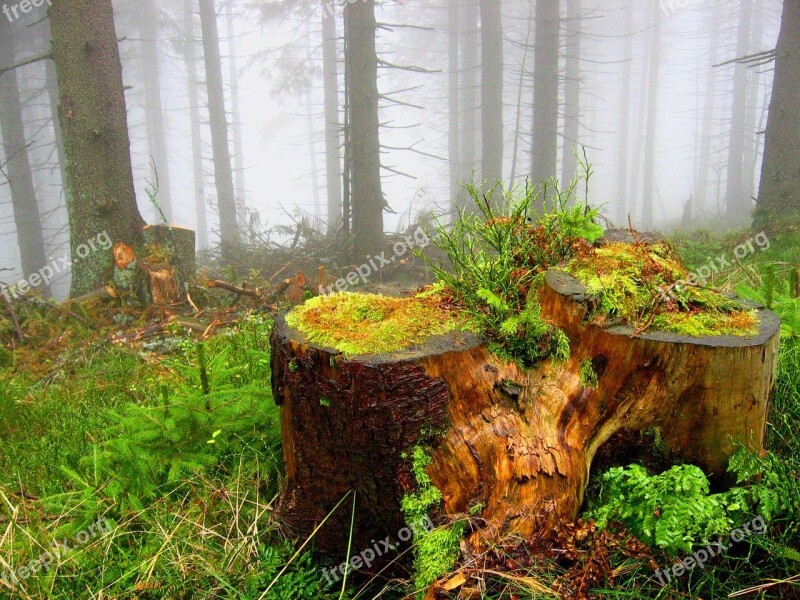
top-left (565, 242), bottom-right (758, 337)
top-left (579, 359), bottom-right (598, 388)
top-left (285, 292), bottom-right (463, 356)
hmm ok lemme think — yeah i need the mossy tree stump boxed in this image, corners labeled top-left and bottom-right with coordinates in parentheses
top-left (270, 271), bottom-right (780, 561)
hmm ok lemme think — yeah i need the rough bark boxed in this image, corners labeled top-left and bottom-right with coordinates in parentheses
top-left (49, 0), bottom-right (147, 298)
top-left (480, 0), bottom-right (503, 188)
top-left (322, 1), bottom-right (343, 234)
top-left (0, 18), bottom-right (50, 297)
top-left (531, 0), bottom-right (559, 198)
top-left (199, 0), bottom-right (238, 257)
top-left (561, 0), bottom-right (581, 189)
top-left (272, 270), bottom-right (779, 558)
top-left (755, 0), bottom-right (800, 224)
top-left (344, 0), bottom-right (383, 262)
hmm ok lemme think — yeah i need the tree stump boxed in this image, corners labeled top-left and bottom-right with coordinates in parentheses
top-left (270, 269), bottom-right (780, 561)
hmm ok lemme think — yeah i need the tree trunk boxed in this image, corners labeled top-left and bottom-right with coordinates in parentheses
top-left (344, 0), bottom-right (383, 262)
top-left (184, 0), bottom-right (209, 250)
top-left (561, 0), bottom-right (581, 189)
top-left (725, 0), bottom-right (755, 223)
top-left (448, 0), bottom-right (461, 216)
top-left (531, 0), bottom-right (560, 198)
top-left (480, 0), bottom-right (503, 188)
top-left (755, 0), bottom-right (800, 224)
top-left (641, 3), bottom-right (661, 228)
top-left (322, 1), bottom-right (343, 234)
top-left (226, 0), bottom-right (247, 231)
top-left (614, 3), bottom-right (633, 225)
top-left (0, 18), bottom-right (50, 298)
top-left (138, 0), bottom-right (174, 223)
top-left (459, 0), bottom-right (479, 202)
top-left (49, 0), bottom-right (147, 298)
top-left (272, 269), bottom-right (779, 559)
top-left (742, 0), bottom-right (763, 212)
top-left (199, 0), bottom-right (238, 257)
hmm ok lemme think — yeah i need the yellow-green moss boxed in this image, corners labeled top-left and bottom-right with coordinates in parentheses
top-left (565, 242), bottom-right (759, 337)
top-left (285, 292), bottom-right (463, 356)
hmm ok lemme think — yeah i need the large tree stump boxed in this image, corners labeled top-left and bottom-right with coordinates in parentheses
top-left (270, 270), bottom-right (780, 561)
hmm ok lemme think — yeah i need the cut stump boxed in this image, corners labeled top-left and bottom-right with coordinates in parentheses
top-left (270, 269), bottom-right (780, 561)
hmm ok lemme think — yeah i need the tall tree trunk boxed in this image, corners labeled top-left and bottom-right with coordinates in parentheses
top-left (138, 0), bottom-right (174, 223)
top-left (641, 4), bottom-right (662, 228)
top-left (448, 0), bottom-right (461, 216)
top-left (694, 4), bottom-right (723, 217)
top-left (199, 0), bottom-right (238, 256)
top-left (306, 91), bottom-right (322, 220)
top-left (0, 19), bottom-right (50, 297)
top-left (322, 0), bottom-right (343, 234)
top-left (755, 0), bottom-right (800, 224)
top-left (226, 0), bottom-right (247, 231)
top-left (509, 6), bottom-right (533, 187)
top-left (49, 0), bottom-right (147, 297)
top-left (615, 3), bottom-right (633, 224)
top-left (459, 0), bottom-right (479, 197)
top-left (480, 0), bottom-right (503, 188)
top-left (742, 0), bottom-right (763, 208)
top-left (561, 0), bottom-right (581, 189)
top-left (344, 0), bottom-right (383, 262)
top-left (531, 0), bottom-right (560, 198)
top-left (725, 0), bottom-right (754, 222)
top-left (184, 0), bottom-right (209, 250)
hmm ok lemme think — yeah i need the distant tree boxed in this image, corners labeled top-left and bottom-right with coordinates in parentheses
top-left (531, 0), bottom-right (559, 196)
top-left (226, 0), bottom-right (248, 231)
top-left (615, 2), bottom-right (633, 224)
top-left (561, 0), bottom-right (581, 189)
top-left (641, 3), bottom-right (662, 228)
top-left (49, 0), bottom-right (147, 297)
top-left (0, 18), bottom-right (50, 297)
top-left (480, 0), bottom-right (504, 187)
top-left (344, 0), bottom-right (383, 261)
top-left (322, 0), bottom-right (343, 233)
top-left (724, 0), bottom-right (754, 222)
top-left (449, 0), bottom-right (461, 215)
top-left (755, 0), bottom-right (800, 224)
top-left (459, 0), bottom-right (479, 197)
top-left (199, 0), bottom-right (239, 257)
top-left (138, 0), bottom-right (174, 222)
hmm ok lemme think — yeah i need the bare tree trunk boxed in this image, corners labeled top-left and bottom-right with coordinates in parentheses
top-left (561, 0), bottom-right (581, 189)
top-left (199, 0), bottom-right (238, 256)
top-left (615, 3), bottom-right (633, 224)
top-left (460, 0), bottom-right (479, 197)
top-left (50, 0), bottom-right (147, 297)
top-left (694, 4), bottom-right (723, 218)
top-left (0, 19), bottom-right (50, 297)
top-left (480, 0), bottom-right (504, 188)
top-left (184, 0), bottom-right (209, 250)
top-left (531, 0), bottom-right (560, 197)
top-left (755, 0), bottom-right (800, 224)
top-left (448, 0), bottom-right (461, 216)
top-left (742, 0), bottom-right (763, 208)
top-left (344, 0), bottom-right (383, 261)
top-left (725, 0), bottom-right (754, 222)
top-left (322, 1), bottom-right (343, 234)
top-left (226, 0), bottom-right (247, 231)
top-left (138, 0), bottom-right (174, 223)
top-left (641, 3), bottom-right (662, 228)
top-left (306, 91), bottom-right (322, 220)
top-left (509, 4), bottom-right (533, 187)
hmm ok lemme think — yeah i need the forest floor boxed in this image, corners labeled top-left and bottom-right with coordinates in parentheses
top-left (1, 225), bottom-right (799, 599)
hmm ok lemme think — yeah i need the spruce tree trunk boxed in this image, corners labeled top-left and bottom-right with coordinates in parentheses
top-left (561, 0), bottom-right (581, 189)
top-left (755, 0), bottom-right (800, 224)
top-left (480, 0), bottom-right (504, 188)
top-left (199, 0), bottom-right (238, 257)
top-left (531, 0), bottom-right (560, 197)
top-left (0, 19), bottom-right (50, 297)
top-left (272, 270), bottom-right (780, 558)
top-left (184, 0), bottom-right (209, 250)
top-left (138, 0), bottom-right (174, 223)
top-left (49, 0), bottom-right (147, 297)
top-left (725, 0), bottom-right (754, 223)
top-left (459, 0), bottom-right (479, 202)
top-left (226, 0), bottom-right (247, 231)
top-left (344, 0), bottom-right (383, 262)
top-left (448, 0), bottom-right (461, 216)
top-left (641, 3), bottom-right (661, 228)
top-left (615, 3), bottom-right (633, 224)
top-left (321, 1), bottom-right (343, 234)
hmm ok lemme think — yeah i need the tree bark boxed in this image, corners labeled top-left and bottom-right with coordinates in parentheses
top-left (344, 0), bottom-right (383, 262)
top-left (322, 0), bottom-right (343, 234)
top-left (0, 18), bottom-right (50, 297)
top-left (49, 0), bottom-right (147, 297)
top-left (755, 0), bottom-right (800, 224)
top-left (480, 0), bottom-right (504, 189)
top-left (725, 0), bottom-right (755, 223)
top-left (272, 269), bottom-right (779, 559)
top-left (614, 3), bottom-right (633, 224)
top-left (561, 0), bottom-right (581, 189)
top-left (199, 0), bottom-right (239, 257)
top-left (226, 0), bottom-right (247, 232)
top-left (459, 0), bottom-right (479, 204)
top-left (641, 3), bottom-right (661, 228)
top-left (448, 0), bottom-right (461, 216)
top-left (531, 0), bottom-right (559, 199)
